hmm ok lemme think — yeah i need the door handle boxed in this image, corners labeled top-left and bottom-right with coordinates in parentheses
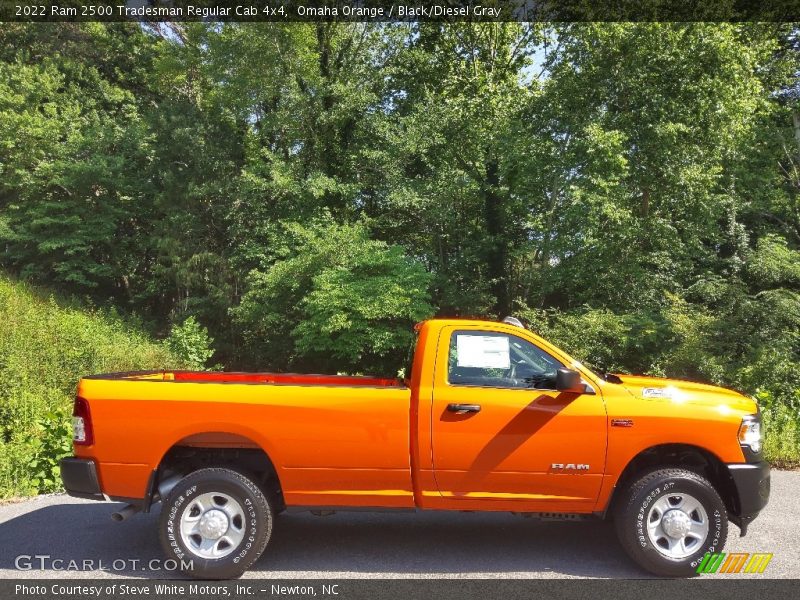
top-left (447, 403), bottom-right (481, 414)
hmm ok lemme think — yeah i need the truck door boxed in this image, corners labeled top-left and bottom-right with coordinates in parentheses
top-left (430, 326), bottom-right (607, 511)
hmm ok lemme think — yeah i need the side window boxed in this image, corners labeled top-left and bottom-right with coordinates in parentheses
top-left (447, 330), bottom-right (565, 390)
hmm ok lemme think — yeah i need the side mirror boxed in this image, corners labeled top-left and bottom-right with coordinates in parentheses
top-left (555, 368), bottom-right (584, 393)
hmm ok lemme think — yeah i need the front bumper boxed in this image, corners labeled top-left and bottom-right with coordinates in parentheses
top-left (726, 460), bottom-right (770, 535)
top-left (60, 457), bottom-right (104, 500)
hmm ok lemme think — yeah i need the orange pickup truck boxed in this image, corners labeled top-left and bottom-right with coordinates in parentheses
top-left (60, 318), bottom-right (769, 578)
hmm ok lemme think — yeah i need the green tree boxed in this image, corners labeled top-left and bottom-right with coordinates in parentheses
top-left (375, 23), bottom-right (542, 316)
top-left (233, 217), bottom-right (433, 374)
top-left (513, 23), bottom-right (779, 311)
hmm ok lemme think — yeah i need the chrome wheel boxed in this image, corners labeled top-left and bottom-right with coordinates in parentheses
top-left (179, 492), bottom-right (246, 559)
top-left (646, 492), bottom-right (709, 559)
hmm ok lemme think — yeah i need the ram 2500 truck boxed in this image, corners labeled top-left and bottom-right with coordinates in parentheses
top-left (60, 318), bottom-right (769, 579)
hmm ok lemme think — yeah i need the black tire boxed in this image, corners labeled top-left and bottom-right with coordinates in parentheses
top-left (614, 468), bottom-right (728, 577)
top-left (158, 468), bottom-right (272, 579)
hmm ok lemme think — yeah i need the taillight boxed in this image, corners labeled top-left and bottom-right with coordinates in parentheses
top-left (72, 397), bottom-right (93, 446)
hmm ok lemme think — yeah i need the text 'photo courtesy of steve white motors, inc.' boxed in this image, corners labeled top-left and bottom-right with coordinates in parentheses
top-left (13, 582), bottom-right (345, 598)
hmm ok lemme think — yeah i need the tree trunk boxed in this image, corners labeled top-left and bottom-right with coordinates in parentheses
top-left (483, 157), bottom-right (509, 316)
top-left (640, 187), bottom-right (650, 219)
top-left (537, 173), bottom-right (561, 307)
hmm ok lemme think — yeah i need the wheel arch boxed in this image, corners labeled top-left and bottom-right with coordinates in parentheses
top-left (151, 429), bottom-right (284, 511)
top-left (604, 443), bottom-right (737, 518)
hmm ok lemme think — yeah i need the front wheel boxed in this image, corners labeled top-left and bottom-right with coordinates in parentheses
top-left (614, 468), bottom-right (728, 577)
top-left (158, 468), bottom-right (273, 579)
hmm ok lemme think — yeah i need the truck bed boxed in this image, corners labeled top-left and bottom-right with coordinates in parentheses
top-left (75, 369), bottom-right (414, 507)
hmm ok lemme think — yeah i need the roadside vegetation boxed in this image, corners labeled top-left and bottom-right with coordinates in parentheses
top-left (0, 275), bottom-right (196, 497)
top-left (0, 22), bottom-right (798, 493)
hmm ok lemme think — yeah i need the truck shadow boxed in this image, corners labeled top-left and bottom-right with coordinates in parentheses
top-left (0, 498), bottom-right (647, 579)
top-left (0, 500), bottom-right (167, 578)
top-left (260, 511), bottom-right (646, 578)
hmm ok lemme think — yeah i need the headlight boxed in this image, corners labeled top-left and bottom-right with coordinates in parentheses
top-left (739, 414), bottom-right (762, 454)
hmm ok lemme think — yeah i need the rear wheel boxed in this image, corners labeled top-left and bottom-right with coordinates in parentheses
top-left (614, 468), bottom-right (727, 577)
top-left (158, 468), bottom-right (272, 579)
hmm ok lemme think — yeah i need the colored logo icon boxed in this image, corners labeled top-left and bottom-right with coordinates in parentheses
top-left (696, 552), bottom-right (773, 574)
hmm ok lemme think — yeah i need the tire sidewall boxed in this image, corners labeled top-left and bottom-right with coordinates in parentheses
top-left (160, 470), bottom-right (271, 578)
top-left (621, 472), bottom-right (727, 576)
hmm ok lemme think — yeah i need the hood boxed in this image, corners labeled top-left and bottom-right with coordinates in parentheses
top-left (611, 374), bottom-right (757, 414)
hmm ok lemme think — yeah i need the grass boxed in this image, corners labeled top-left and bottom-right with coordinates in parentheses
top-left (763, 404), bottom-right (800, 469)
top-left (0, 273), bottom-right (187, 498)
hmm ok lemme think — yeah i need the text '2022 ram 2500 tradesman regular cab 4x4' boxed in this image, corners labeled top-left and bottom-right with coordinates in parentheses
top-left (60, 318), bottom-right (770, 579)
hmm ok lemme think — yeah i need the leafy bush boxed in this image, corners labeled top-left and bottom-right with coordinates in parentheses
top-left (521, 306), bottom-right (669, 375)
top-left (0, 274), bottom-right (187, 498)
top-left (762, 401), bottom-right (800, 467)
top-left (165, 316), bottom-right (215, 369)
top-left (233, 217), bottom-right (434, 375)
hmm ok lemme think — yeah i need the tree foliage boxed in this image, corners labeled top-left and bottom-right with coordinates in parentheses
top-left (233, 217), bottom-right (432, 373)
top-left (0, 23), bottom-right (798, 455)
top-left (165, 316), bottom-right (215, 369)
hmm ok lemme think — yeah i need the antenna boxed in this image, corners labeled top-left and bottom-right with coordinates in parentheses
top-left (501, 316), bottom-right (525, 328)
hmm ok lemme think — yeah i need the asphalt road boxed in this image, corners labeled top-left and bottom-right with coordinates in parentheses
top-left (0, 471), bottom-right (796, 579)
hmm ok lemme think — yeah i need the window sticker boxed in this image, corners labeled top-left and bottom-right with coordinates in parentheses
top-left (456, 335), bottom-right (510, 369)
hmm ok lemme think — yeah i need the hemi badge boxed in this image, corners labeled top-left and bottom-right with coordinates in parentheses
top-left (611, 419), bottom-right (634, 427)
